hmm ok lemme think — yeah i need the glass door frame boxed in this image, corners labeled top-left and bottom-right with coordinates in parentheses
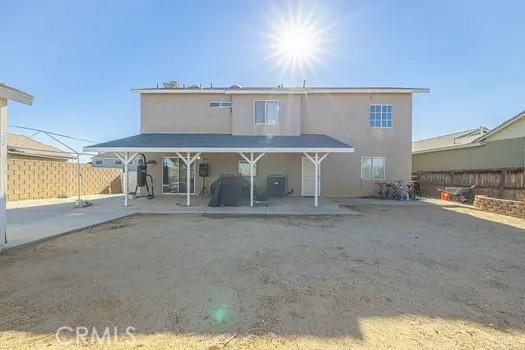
top-left (161, 156), bottom-right (196, 195)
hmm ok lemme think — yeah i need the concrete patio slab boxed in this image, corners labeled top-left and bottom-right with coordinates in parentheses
top-left (136, 196), bottom-right (356, 215)
top-left (5, 195), bottom-right (360, 249)
top-left (6, 197), bottom-right (137, 249)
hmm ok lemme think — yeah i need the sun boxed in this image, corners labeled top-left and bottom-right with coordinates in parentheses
top-left (265, 8), bottom-right (327, 76)
top-left (277, 23), bottom-right (316, 62)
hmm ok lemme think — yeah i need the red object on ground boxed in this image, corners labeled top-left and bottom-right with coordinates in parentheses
top-left (440, 192), bottom-right (450, 201)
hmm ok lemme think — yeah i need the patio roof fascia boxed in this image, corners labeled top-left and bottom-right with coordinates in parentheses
top-left (84, 146), bottom-right (355, 153)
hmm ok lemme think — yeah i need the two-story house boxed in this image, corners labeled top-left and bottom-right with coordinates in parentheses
top-left (85, 85), bottom-right (428, 207)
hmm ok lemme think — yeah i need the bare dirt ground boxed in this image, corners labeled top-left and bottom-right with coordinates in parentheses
top-left (1, 204), bottom-right (525, 349)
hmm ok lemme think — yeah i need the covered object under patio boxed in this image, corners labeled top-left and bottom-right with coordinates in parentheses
top-left (84, 133), bottom-right (354, 208)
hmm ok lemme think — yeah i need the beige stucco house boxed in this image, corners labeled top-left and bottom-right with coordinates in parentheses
top-left (413, 110), bottom-right (525, 171)
top-left (85, 85), bottom-right (428, 207)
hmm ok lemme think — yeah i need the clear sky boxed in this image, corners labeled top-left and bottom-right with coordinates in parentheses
top-left (2, 0), bottom-right (524, 154)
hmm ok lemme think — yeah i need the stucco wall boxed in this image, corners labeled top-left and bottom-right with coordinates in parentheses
top-left (141, 94), bottom-right (232, 134)
top-left (139, 92), bottom-right (414, 197)
top-left (231, 94), bottom-right (302, 136)
top-left (143, 153), bottom-right (302, 198)
top-left (302, 93), bottom-right (413, 196)
top-left (413, 137), bottom-right (525, 171)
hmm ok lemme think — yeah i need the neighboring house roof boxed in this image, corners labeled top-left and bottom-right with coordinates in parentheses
top-left (7, 133), bottom-right (74, 160)
top-left (413, 109), bottom-right (525, 154)
top-left (473, 110), bottom-right (525, 142)
top-left (85, 133), bottom-right (354, 153)
top-left (132, 86), bottom-right (430, 95)
top-left (412, 127), bottom-right (489, 153)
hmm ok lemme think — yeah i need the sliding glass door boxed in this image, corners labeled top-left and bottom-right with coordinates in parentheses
top-left (162, 157), bottom-right (195, 194)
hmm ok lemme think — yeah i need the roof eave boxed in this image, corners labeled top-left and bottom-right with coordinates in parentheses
top-left (8, 150), bottom-right (73, 160)
top-left (0, 84), bottom-right (33, 105)
top-left (412, 142), bottom-right (483, 154)
top-left (84, 146), bottom-right (354, 153)
top-left (473, 111), bottom-right (525, 143)
top-left (132, 87), bottom-right (430, 95)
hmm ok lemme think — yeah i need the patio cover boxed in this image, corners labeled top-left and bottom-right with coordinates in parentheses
top-left (84, 133), bottom-right (354, 153)
top-left (84, 133), bottom-right (354, 208)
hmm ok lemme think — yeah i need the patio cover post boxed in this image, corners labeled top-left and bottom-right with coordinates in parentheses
top-left (303, 152), bottom-right (329, 207)
top-left (314, 153), bottom-right (319, 207)
top-left (0, 85), bottom-right (33, 249)
top-left (176, 152), bottom-right (200, 206)
top-left (240, 152), bottom-right (265, 207)
top-left (116, 152), bottom-right (138, 207)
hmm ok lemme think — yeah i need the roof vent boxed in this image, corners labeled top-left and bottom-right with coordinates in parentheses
top-left (162, 81), bottom-right (180, 89)
top-left (229, 84), bottom-right (242, 89)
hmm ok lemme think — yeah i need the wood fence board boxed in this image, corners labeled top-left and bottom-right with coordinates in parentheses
top-left (414, 167), bottom-right (525, 201)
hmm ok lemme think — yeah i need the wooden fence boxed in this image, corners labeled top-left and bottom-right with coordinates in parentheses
top-left (413, 167), bottom-right (525, 201)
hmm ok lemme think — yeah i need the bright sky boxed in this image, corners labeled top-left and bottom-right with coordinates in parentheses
top-left (2, 0), bottom-right (524, 154)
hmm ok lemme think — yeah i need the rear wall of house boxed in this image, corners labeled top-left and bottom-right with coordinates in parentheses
top-left (140, 92), bottom-right (413, 197)
top-left (141, 94), bottom-right (232, 134)
top-left (142, 153), bottom-right (302, 197)
top-left (302, 93), bottom-right (413, 196)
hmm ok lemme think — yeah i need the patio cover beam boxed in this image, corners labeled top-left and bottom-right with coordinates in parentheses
top-left (176, 152), bottom-right (200, 206)
top-left (303, 152), bottom-right (329, 208)
top-left (115, 152), bottom-right (138, 207)
top-left (239, 152), bottom-right (265, 207)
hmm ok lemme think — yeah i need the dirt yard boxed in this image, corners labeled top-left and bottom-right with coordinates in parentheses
top-left (1, 204), bottom-right (525, 349)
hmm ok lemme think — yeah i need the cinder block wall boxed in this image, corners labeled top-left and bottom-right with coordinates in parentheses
top-left (473, 195), bottom-right (525, 219)
top-left (7, 159), bottom-right (122, 201)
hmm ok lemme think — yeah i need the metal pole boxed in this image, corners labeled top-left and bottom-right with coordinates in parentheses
top-left (76, 155), bottom-right (81, 201)
top-left (0, 98), bottom-right (7, 247)
top-left (250, 152), bottom-right (254, 207)
top-left (314, 152), bottom-right (319, 208)
top-left (44, 132), bottom-right (84, 204)
top-left (124, 152), bottom-right (129, 207)
top-left (186, 152), bottom-right (191, 206)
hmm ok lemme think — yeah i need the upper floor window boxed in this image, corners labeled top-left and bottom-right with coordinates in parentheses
top-left (94, 160), bottom-right (103, 165)
top-left (114, 160), bottom-right (122, 165)
top-left (369, 104), bottom-right (392, 128)
top-left (210, 101), bottom-right (231, 109)
top-left (254, 100), bottom-right (279, 125)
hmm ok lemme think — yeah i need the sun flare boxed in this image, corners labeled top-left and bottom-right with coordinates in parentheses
top-left (265, 8), bottom-right (327, 76)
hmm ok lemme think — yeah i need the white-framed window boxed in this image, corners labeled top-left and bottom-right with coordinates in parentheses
top-left (210, 101), bottom-right (232, 109)
top-left (114, 160), bottom-right (122, 165)
top-left (254, 100), bottom-right (279, 125)
top-left (162, 157), bottom-right (196, 194)
top-left (369, 104), bottom-right (392, 128)
top-left (94, 160), bottom-right (103, 165)
top-left (361, 157), bottom-right (385, 180)
top-left (239, 159), bottom-right (257, 176)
